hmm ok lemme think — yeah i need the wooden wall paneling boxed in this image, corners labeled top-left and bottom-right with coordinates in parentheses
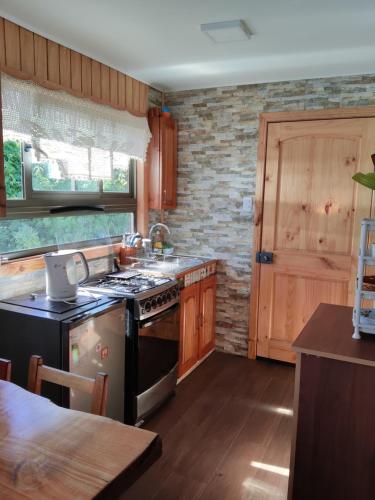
top-left (118, 73), bottom-right (126, 108)
top-left (34, 34), bottom-right (47, 81)
top-left (81, 55), bottom-right (92, 97)
top-left (139, 82), bottom-right (148, 115)
top-left (91, 60), bottom-right (101, 100)
top-left (100, 64), bottom-right (110, 103)
top-left (70, 50), bottom-right (82, 94)
top-left (132, 79), bottom-right (140, 114)
top-left (0, 18), bottom-right (5, 64)
top-left (109, 68), bottom-right (118, 106)
top-left (47, 40), bottom-right (60, 84)
top-left (125, 75), bottom-right (133, 114)
top-left (59, 45), bottom-right (71, 88)
top-left (4, 20), bottom-right (20, 70)
top-left (20, 27), bottom-right (34, 75)
top-left (0, 16), bottom-right (149, 116)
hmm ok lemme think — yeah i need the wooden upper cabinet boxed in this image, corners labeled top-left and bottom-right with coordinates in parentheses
top-left (198, 275), bottom-right (217, 359)
top-left (147, 107), bottom-right (177, 210)
top-left (179, 283), bottom-right (200, 377)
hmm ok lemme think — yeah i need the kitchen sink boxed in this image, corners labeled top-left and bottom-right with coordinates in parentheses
top-left (125, 254), bottom-right (207, 274)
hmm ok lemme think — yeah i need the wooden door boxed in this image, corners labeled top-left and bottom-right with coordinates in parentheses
top-left (198, 275), bottom-right (217, 359)
top-left (161, 115), bottom-right (177, 209)
top-left (179, 283), bottom-right (200, 376)
top-left (257, 118), bottom-right (375, 362)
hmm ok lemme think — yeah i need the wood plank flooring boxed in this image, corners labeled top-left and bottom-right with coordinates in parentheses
top-left (123, 352), bottom-right (295, 500)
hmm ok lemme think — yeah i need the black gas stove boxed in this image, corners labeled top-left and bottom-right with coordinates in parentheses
top-left (82, 268), bottom-right (181, 425)
top-left (81, 270), bottom-right (180, 320)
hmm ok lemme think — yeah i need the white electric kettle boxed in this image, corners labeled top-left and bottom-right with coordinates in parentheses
top-left (44, 250), bottom-right (90, 301)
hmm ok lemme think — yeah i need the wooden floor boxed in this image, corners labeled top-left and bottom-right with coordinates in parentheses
top-left (123, 352), bottom-right (295, 500)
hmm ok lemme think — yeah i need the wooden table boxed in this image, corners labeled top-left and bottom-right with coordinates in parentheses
top-left (288, 303), bottom-right (375, 500)
top-left (0, 380), bottom-right (161, 499)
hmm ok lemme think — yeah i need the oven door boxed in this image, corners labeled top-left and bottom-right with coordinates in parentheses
top-left (136, 303), bottom-right (179, 422)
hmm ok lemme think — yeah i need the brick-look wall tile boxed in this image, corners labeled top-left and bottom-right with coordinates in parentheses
top-left (150, 73), bottom-right (375, 357)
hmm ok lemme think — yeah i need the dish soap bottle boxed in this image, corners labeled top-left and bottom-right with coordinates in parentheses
top-left (153, 229), bottom-right (164, 254)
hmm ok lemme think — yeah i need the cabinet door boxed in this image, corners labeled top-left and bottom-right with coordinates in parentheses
top-left (198, 275), bottom-right (216, 359)
top-left (147, 108), bottom-right (162, 209)
top-left (179, 282), bottom-right (200, 377)
top-left (160, 115), bottom-right (177, 209)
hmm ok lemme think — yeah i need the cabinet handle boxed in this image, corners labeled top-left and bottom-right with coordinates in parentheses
top-left (163, 189), bottom-right (167, 203)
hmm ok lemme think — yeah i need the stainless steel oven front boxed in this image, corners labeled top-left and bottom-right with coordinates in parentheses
top-left (125, 302), bottom-right (180, 425)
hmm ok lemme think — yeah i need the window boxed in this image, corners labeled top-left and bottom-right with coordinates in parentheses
top-left (3, 129), bottom-right (134, 207)
top-left (0, 213), bottom-right (133, 257)
top-left (1, 73), bottom-right (151, 257)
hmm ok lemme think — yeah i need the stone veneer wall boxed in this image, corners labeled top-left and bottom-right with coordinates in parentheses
top-left (149, 73), bottom-right (375, 357)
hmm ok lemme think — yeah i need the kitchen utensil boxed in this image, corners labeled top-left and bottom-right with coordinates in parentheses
top-left (44, 250), bottom-right (90, 301)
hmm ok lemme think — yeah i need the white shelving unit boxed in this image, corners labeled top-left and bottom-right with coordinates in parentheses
top-left (353, 218), bottom-right (375, 339)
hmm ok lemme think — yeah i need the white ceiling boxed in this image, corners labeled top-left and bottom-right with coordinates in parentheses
top-left (1, 0), bottom-right (375, 91)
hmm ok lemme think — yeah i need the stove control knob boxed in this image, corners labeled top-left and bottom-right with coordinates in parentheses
top-left (162, 294), bottom-right (167, 304)
top-left (157, 296), bottom-right (162, 306)
top-left (166, 292), bottom-right (171, 301)
top-left (145, 301), bottom-right (152, 313)
top-left (151, 298), bottom-right (157, 309)
top-left (172, 288), bottom-right (177, 298)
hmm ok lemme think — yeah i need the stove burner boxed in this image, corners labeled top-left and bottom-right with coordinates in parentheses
top-left (83, 273), bottom-right (172, 298)
top-left (81, 272), bottom-right (179, 320)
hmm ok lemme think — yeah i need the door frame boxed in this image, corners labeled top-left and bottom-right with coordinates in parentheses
top-left (248, 105), bottom-right (375, 359)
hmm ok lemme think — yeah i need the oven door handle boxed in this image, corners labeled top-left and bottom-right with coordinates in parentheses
top-left (141, 304), bottom-right (179, 328)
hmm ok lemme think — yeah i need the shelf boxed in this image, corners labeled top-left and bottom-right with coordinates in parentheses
top-left (361, 219), bottom-right (375, 231)
top-left (363, 255), bottom-right (375, 266)
top-left (360, 290), bottom-right (375, 300)
top-left (353, 309), bottom-right (375, 334)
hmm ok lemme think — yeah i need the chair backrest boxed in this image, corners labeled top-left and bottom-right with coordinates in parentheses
top-left (27, 355), bottom-right (108, 416)
top-left (0, 358), bottom-right (11, 381)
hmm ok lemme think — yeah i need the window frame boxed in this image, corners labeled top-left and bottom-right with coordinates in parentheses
top-left (1, 140), bottom-right (137, 260)
top-left (5, 139), bottom-right (137, 219)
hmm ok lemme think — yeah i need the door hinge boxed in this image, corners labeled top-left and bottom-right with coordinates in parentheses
top-left (256, 251), bottom-right (273, 264)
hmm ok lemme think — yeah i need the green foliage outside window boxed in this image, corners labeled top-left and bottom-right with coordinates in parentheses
top-left (4, 139), bottom-right (23, 199)
top-left (0, 213), bottom-right (132, 254)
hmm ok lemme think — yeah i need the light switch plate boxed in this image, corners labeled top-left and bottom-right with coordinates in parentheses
top-left (242, 197), bottom-right (252, 211)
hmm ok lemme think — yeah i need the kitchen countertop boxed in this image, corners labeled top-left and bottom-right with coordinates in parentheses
top-left (120, 254), bottom-right (217, 279)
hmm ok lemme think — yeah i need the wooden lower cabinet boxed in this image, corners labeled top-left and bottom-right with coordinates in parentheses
top-left (179, 275), bottom-right (217, 377)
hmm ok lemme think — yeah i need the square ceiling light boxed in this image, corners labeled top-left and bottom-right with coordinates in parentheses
top-left (201, 20), bottom-right (252, 43)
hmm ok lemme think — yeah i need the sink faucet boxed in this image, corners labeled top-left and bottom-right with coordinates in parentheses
top-left (149, 223), bottom-right (171, 240)
top-left (149, 223), bottom-right (171, 254)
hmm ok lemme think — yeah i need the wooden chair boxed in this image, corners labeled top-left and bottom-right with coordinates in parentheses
top-left (27, 355), bottom-right (108, 416)
top-left (0, 358), bottom-right (11, 381)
